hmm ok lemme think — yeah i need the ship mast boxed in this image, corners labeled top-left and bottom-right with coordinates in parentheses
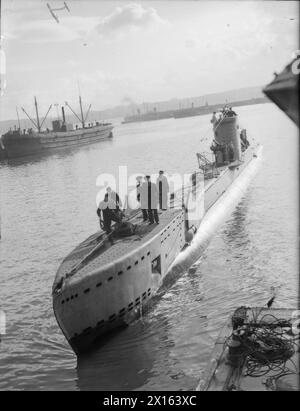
top-left (78, 81), bottom-right (85, 128)
top-left (34, 96), bottom-right (41, 132)
top-left (65, 84), bottom-right (91, 129)
top-left (21, 97), bottom-right (52, 132)
top-left (79, 95), bottom-right (85, 128)
top-left (16, 107), bottom-right (21, 130)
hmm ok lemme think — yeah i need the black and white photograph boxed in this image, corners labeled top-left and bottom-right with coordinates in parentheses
top-left (0, 0), bottom-right (299, 393)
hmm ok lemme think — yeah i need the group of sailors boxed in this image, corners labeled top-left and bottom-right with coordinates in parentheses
top-left (210, 141), bottom-right (235, 164)
top-left (8, 126), bottom-right (34, 135)
top-left (96, 171), bottom-right (170, 234)
top-left (222, 106), bottom-right (237, 117)
top-left (74, 121), bottom-right (103, 130)
top-left (210, 106), bottom-right (237, 131)
top-left (136, 171), bottom-right (169, 224)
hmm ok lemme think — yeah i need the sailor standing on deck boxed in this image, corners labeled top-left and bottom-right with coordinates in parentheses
top-left (136, 176), bottom-right (148, 221)
top-left (227, 107), bottom-right (237, 117)
top-left (97, 193), bottom-right (121, 234)
top-left (106, 186), bottom-right (122, 209)
top-left (156, 170), bottom-right (169, 210)
top-left (140, 176), bottom-right (159, 225)
top-left (210, 112), bottom-right (218, 130)
top-left (136, 176), bottom-right (143, 202)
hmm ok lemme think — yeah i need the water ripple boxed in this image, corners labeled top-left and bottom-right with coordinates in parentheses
top-left (0, 104), bottom-right (298, 390)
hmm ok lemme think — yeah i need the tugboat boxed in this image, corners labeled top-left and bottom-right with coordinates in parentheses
top-left (52, 108), bottom-right (262, 355)
top-left (0, 95), bottom-right (113, 160)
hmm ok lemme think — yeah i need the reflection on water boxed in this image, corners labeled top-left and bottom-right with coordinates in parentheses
top-left (77, 319), bottom-right (160, 391)
top-left (223, 201), bottom-right (250, 244)
top-left (0, 137), bottom-right (115, 169)
top-left (0, 104), bottom-right (298, 390)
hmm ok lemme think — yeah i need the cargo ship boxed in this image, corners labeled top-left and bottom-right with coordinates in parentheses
top-left (52, 109), bottom-right (262, 355)
top-left (0, 96), bottom-right (113, 160)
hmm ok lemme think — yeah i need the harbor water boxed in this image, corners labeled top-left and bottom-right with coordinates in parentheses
top-left (0, 103), bottom-right (298, 390)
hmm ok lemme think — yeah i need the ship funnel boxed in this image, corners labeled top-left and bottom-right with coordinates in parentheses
top-left (214, 115), bottom-right (241, 162)
top-left (61, 106), bottom-right (66, 123)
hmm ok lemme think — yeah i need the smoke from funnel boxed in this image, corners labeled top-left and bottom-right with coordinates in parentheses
top-left (121, 96), bottom-right (137, 105)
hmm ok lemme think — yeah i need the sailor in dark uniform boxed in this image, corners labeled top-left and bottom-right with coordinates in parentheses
top-left (136, 176), bottom-right (148, 221)
top-left (210, 112), bottom-right (218, 130)
top-left (106, 186), bottom-right (122, 208)
top-left (227, 107), bottom-right (237, 117)
top-left (140, 176), bottom-right (159, 225)
top-left (136, 176), bottom-right (143, 202)
top-left (240, 131), bottom-right (250, 151)
top-left (156, 170), bottom-right (169, 210)
top-left (97, 193), bottom-right (122, 234)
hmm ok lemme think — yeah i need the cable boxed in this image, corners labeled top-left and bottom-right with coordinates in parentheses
top-left (226, 308), bottom-right (299, 387)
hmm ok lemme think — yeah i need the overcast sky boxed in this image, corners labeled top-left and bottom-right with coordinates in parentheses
top-left (0, 0), bottom-right (298, 120)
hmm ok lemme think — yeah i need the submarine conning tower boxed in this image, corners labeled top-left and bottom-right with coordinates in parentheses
top-left (214, 113), bottom-right (242, 162)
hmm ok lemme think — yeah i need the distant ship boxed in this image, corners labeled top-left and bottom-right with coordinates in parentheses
top-left (122, 108), bottom-right (174, 124)
top-left (173, 98), bottom-right (269, 119)
top-left (0, 96), bottom-right (113, 160)
top-left (173, 101), bottom-right (210, 119)
top-left (121, 97), bottom-right (269, 124)
top-left (52, 108), bottom-right (262, 355)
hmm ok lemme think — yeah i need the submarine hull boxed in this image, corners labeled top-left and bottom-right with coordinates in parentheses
top-left (53, 144), bottom-right (262, 355)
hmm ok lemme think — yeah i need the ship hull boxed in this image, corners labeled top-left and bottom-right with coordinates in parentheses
top-left (122, 111), bottom-right (174, 124)
top-left (53, 145), bottom-right (262, 355)
top-left (0, 124), bottom-right (113, 160)
top-left (263, 57), bottom-right (299, 127)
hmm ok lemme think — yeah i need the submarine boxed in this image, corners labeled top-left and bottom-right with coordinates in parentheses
top-left (52, 108), bottom-right (262, 355)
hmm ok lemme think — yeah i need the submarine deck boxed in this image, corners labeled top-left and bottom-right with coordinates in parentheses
top-left (54, 207), bottom-right (185, 289)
